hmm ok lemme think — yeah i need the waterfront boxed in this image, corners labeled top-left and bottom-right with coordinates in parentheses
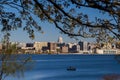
top-left (6, 54), bottom-right (120, 80)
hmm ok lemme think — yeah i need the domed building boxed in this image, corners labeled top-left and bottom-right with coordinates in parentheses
top-left (58, 36), bottom-right (63, 43)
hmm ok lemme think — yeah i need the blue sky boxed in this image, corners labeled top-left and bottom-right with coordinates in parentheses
top-left (1, 4), bottom-right (111, 43)
top-left (10, 22), bottom-right (94, 43)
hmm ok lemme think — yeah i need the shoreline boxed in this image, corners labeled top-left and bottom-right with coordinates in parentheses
top-left (16, 53), bottom-right (120, 56)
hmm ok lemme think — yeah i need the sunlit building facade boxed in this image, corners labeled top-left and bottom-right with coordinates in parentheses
top-left (34, 42), bottom-right (48, 53)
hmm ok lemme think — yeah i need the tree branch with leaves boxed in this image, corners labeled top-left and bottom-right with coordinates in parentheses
top-left (0, 0), bottom-right (119, 40)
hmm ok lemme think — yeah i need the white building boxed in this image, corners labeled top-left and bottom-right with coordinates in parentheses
top-left (34, 42), bottom-right (48, 52)
top-left (17, 42), bottom-right (26, 49)
top-left (96, 49), bottom-right (118, 54)
top-left (58, 36), bottom-right (63, 43)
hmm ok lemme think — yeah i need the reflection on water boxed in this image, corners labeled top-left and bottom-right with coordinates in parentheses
top-left (6, 54), bottom-right (120, 80)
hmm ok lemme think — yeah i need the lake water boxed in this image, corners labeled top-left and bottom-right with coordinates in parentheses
top-left (6, 54), bottom-right (120, 80)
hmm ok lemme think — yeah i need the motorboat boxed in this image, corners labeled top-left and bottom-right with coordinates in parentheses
top-left (67, 66), bottom-right (76, 71)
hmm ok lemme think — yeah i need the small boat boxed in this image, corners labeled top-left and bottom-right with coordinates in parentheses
top-left (67, 66), bottom-right (76, 71)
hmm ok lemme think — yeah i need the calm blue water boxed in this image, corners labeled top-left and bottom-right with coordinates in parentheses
top-left (6, 54), bottom-right (120, 80)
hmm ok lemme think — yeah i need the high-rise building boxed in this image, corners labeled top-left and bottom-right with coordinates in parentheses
top-left (58, 36), bottom-right (63, 43)
top-left (34, 42), bottom-right (48, 52)
top-left (48, 42), bottom-right (57, 53)
top-left (61, 46), bottom-right (68, 53)
top-left (78, 41), bottom-right (88, 51)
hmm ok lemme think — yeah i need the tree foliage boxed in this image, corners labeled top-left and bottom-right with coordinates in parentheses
top-left (0, 34), bottom-right (32, 80)
top-left (0, 0), bottom-right (120, 40)
top-left (0, 44), bottom-right (32, 80)
top-left (0, 13), bottom-right (33, 79)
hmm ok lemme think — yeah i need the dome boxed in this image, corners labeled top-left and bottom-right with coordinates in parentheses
top-left (58, 36), bottom-right (63, 43)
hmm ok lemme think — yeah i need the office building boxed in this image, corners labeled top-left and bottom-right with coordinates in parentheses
top-left (34, 42), bottom-right (48, 52)
top-left (48, 42), bottom-right (57, 53)
top-left (78, 41), bottom-right (88, 51)
top-left (61, 46), bottom-right (68, 53)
